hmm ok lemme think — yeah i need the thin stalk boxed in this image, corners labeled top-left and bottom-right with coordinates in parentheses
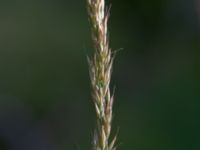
top-left (87, 0), bottom-right (117, 150)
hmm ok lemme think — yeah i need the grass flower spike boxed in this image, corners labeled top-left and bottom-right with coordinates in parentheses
top-left (87, 0), bottom-right (117, 150)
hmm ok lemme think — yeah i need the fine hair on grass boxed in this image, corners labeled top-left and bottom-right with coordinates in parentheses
top-left (87, 0), bottom-right (118, 150)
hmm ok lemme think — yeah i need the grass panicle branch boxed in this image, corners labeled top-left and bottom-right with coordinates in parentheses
top-left (87, 0), bottom-right (117, 150)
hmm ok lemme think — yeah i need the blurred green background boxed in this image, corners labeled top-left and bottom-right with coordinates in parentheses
top-left (0, 0), bottom-right (200, 149)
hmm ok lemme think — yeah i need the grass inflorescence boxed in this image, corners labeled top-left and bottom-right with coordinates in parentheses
top-left (87, 0), bottom-right (118, 150)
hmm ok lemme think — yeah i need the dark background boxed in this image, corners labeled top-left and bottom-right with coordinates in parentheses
top-left (0, 0), bottom-right (200, 149)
